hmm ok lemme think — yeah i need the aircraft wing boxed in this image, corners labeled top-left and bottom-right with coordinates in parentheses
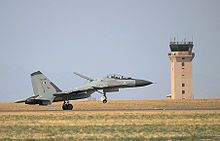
top-left (53, 88), bottom-right (93, 102)
top-left (53, 88), bottom-right (94, 96)
top-left (53, 91), bottom-right (74, 96)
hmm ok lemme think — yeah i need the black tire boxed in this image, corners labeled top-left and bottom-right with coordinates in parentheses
top-left (67, 104), bottom-right (73, 110)
top-left (62, 104), bottom-right (68, 110)
top-left (103, 99), bottom-right (107, 104)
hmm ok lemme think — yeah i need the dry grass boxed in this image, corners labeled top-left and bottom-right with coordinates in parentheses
top-left (0, 99), bottom-right (220, 140)
top-left (0, 99), bottom-right (220, 111)
top-left (0, 111), bottom-right (220, 140)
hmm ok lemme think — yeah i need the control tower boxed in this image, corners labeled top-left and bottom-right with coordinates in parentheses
top-left (168, 41), bottom-right (195, 99)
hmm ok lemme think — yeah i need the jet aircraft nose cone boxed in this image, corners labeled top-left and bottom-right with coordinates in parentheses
top-left (135, 80), bottom-right (153, 87)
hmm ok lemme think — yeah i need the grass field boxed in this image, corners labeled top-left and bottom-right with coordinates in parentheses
top-left (0, 99), bottom-right (220, 111)
top-left (0, 111), bottom-right (220, 140)
top-left (0, 99), bottom-right (220, 140)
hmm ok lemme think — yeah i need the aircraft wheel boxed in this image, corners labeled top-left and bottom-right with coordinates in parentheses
top-left (103, 99), bottom-right (107, 104)
top-left (67, 104), bottom-right (73, 110)
top-left (62, 104), bottom-right (73, 110)
top-left (62, 104), bottom-right (68, 110)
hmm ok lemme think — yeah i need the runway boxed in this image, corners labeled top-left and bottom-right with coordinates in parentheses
top-left (1, 109), bottom-right (220, 113)
top-left (1, 99), bottom-right (220, 113)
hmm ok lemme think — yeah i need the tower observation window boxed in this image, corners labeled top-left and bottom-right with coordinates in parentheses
top-left (182, 90), bottom-right (185, 94)
top-left (182, 62), bottom-right (184, 66)
top-left (182, 83), bottom-right (185, 87)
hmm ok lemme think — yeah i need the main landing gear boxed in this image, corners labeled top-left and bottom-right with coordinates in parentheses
top-left (62, 100), bottom-right (73, 110)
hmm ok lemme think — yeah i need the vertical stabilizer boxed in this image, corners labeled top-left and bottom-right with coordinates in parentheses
top-left (31, 71), bottom-right (62, 103)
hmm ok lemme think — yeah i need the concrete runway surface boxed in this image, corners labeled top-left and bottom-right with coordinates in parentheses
top-left (0, 109), bottom-right (220, 113)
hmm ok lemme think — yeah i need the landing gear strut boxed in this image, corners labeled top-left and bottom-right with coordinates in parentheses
top-left (102, 92), bottom-right (107, 104)
top-left (62, 100), bottom-right (73, 110)
top-left (96, 90), bottom-right (108, 104)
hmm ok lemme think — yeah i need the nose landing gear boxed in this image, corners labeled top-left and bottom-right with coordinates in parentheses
top-left (96, 90), bottom-right (108, 104)
top-left (103, 98), bottom-right (107, 103)
top-left (101, 92), bottom-right (107, 104)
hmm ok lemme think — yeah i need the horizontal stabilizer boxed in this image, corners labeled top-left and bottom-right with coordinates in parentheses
top-left (15, 99), bottom-right (26, 103)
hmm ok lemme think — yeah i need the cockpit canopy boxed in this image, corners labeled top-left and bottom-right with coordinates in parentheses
top-left (107, 74), bottom-right (132, 80)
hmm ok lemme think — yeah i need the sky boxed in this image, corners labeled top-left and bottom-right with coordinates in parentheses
top-left (0, 0), bottom-right (220, 102)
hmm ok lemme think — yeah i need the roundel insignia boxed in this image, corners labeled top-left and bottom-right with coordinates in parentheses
top-left (41, 81), bottom-right (46, 85)
top-left (122, 81), bottom-right (127, 84)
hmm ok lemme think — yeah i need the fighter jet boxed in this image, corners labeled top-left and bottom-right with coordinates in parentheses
top-left (15, 71), bottom-right (152, 110)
